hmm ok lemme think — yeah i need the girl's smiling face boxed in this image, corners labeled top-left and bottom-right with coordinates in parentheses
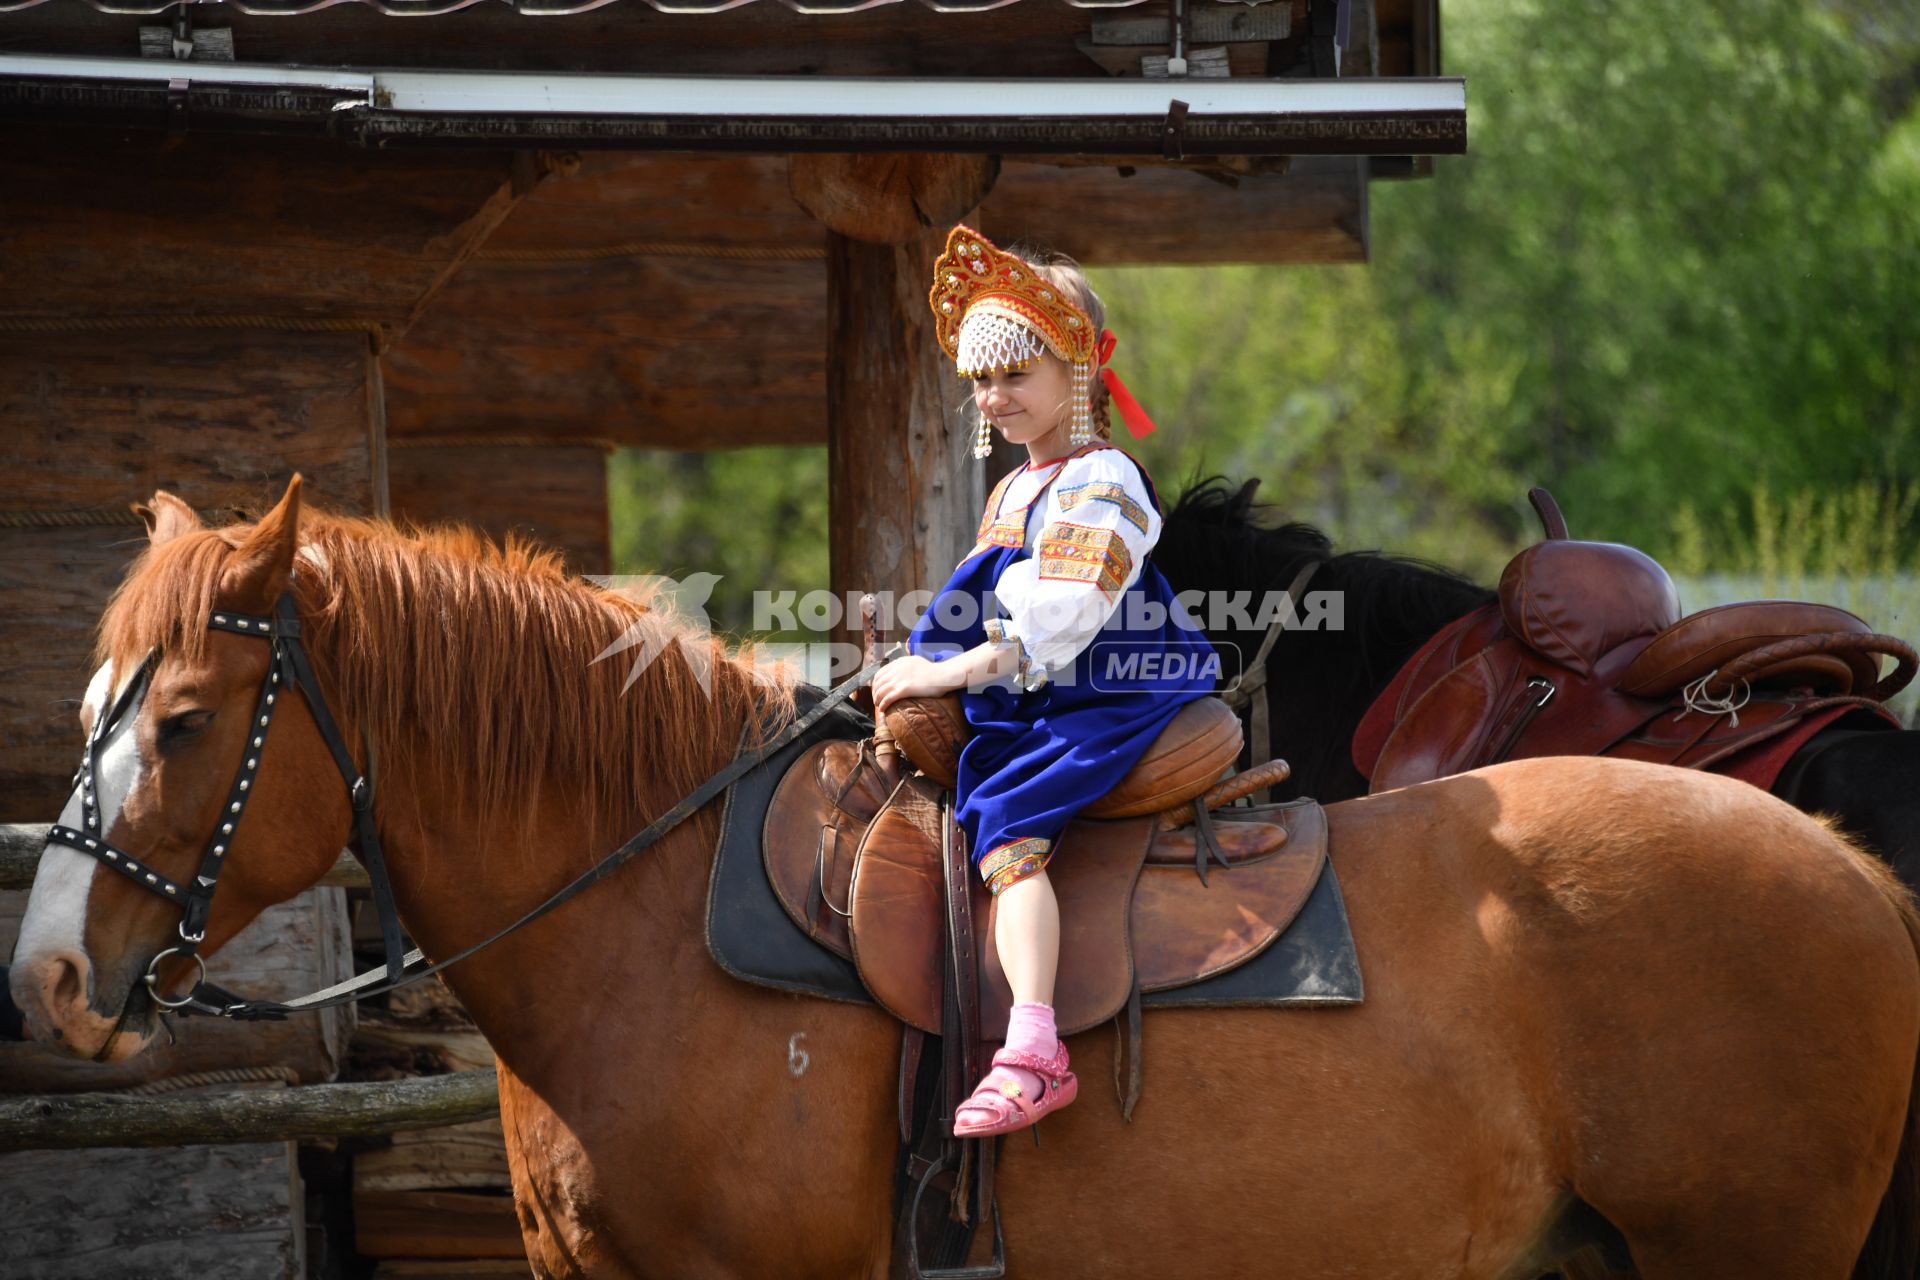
top-left (973, 353), bottom-right (1074, 460)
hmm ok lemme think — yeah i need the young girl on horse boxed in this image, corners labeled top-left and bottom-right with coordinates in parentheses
top-left (872, 226), bottom-right (1217, 1137)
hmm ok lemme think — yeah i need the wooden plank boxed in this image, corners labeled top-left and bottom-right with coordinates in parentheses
top-left (356, 1188), bottom-right (526, 1260)
top-left (386, 443), bottom-right (611, 576)
top-left (0, 126), bottom-right (523, 332)
top-left (824, 216), bottom-right (982, 658)
top-left (0, 1140), bottom-right (304, 1279)
top-left (0, 887), bottom-right (356, 1092)
top-left (0, 1069), bottom-right (498, 1150)
top-left (990, 157), bottom-right (1367, 265)
top-left (356, 1116), bottom-right (512, 1194)
top-left (0, 330), bottom-right (381, 514)
top-left (379, 252), bottom-right (826, 451)
top-left (0, 330), bottom-right (381, 818)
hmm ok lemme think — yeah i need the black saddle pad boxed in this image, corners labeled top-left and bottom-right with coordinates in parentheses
top-left (705, 692), bottom-right (874, 1006)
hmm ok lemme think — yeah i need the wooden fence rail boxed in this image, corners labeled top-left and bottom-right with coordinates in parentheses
top-left (1, 824), bottom-right (369, 891)
top-left (0, 1066), bottom-right (499, 1151)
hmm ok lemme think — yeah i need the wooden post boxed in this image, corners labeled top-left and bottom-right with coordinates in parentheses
top-left (823, 227), bottom-right (982, 670)
top-left (796, 153), bottom-right (1000, 668)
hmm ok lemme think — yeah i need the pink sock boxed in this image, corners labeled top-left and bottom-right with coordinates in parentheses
top-left (1006, 1002), bottom-right (1059, 1061)
top-left (992, 1002), bottom-right (1058, 1100)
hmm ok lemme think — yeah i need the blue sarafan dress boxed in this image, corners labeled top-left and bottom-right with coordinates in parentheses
top-left (908, 443), bottom-right (1219, 895)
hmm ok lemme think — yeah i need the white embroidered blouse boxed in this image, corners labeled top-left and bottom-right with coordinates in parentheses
top-left (972, 446), bottom-right (1162, 690)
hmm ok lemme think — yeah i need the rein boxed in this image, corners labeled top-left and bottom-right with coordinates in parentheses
top-left (47, 589), bottom-right (888, 1022)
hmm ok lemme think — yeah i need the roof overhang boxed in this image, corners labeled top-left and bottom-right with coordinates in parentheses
top-left (0, 53), bottom-right (1465, 153)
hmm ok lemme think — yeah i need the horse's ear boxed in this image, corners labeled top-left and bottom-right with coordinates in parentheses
top-left (132, 492), bottom-right (202, 546)
top-left (219, 476), bottom-right (303, 612)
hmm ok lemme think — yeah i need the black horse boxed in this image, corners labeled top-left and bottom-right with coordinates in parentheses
top-left (1154, 476), bottom-right (1920, 890)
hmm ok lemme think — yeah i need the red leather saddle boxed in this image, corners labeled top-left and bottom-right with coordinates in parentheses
top-left (1356, 489), bottom-right (1915, 792)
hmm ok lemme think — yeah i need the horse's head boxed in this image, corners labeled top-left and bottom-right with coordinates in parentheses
top-left (10, 476), bottom-right (352, 1060)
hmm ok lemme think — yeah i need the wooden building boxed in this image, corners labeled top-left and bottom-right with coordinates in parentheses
top-left (0, 3), bottom-right (1460, 1272)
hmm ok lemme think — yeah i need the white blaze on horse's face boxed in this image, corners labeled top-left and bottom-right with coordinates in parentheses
top-left (9, 660), bottom-right (150, 1039)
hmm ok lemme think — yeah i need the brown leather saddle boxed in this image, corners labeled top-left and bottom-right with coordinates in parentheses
top-left (763, 731), bottom-right (1328, 1039)
top-left (1357, 489), bottom-right (1916, 792)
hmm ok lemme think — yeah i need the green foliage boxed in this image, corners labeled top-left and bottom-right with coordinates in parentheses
top-left (607, 447), bottom-right (829, 637)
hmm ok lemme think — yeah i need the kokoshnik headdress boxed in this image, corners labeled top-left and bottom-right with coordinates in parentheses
top-left (929, 224), bottom-right (1158, 459)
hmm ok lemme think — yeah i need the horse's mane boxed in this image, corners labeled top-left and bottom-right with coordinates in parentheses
top-left (97, 508), bottom-right (797, 846)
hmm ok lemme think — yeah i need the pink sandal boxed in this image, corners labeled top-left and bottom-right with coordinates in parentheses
top-left (952, 1044), bottom-right (1079, 1139)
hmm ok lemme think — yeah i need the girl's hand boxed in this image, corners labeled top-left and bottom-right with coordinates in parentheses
top-left (872, 654), bottom-right (965, 713)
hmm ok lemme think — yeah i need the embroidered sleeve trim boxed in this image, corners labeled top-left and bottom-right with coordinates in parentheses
top-left (1036, 521), bottom-right (1133, 600)
top-left (980, 837), bottom-right (1053, 896)
top-left (1057, 479), bottom-right (1150, 536)
top-left (983, 618), bottom-right (1048, 691)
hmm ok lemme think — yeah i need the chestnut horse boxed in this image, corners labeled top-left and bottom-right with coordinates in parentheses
top-left (11, 477), bottom-right (1920, 1279)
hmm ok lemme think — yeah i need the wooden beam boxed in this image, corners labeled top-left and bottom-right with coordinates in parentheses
top-left (791, 152), bottom-right (1000, 246)
top-left (0, 1068), bottom-right (499, 1151)
top-left (824, 212), bottom-right (981, 659)
top-left (0, 126), bottom-right (530, 338)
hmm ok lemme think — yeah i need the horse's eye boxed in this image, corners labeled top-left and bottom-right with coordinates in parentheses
top-left (157, 710), bottom-right (215, 747)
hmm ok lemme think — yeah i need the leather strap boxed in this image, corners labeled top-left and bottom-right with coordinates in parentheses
top-left (1217, 558), bottom-right (1322, 802)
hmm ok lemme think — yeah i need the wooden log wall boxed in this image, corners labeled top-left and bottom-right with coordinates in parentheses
top-left (0, 126), bottom-right (532, 820)
top-left (0, 330), bottom-right (386, 820)
top-left (386, 441), bottom-right (612, 576)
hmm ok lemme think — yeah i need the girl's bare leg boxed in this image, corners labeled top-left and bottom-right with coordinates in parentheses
top-left (993, 870), bottom-right (1059, 1005)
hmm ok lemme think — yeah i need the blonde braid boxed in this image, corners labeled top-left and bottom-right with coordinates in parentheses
top-left (1010, 244), bottom-right (1113, 445)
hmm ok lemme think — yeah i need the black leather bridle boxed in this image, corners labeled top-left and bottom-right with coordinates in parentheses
top-left (45, 588), bottom-right (882, 1022)
top-left (48, 591), bottom-right (408, 1019)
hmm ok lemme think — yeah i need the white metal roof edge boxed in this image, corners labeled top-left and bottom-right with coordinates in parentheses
top-left (0, 53), bottom-right (1464, 119)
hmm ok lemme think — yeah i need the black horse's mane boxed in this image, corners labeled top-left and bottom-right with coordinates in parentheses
top-left (1154, 476), bottom-right (1496, 798)
top-left (1158, 476), bottom-right (1495, 642)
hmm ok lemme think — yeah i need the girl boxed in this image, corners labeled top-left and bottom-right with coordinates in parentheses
top-left (872, 225), bottom-right (1217, 1138)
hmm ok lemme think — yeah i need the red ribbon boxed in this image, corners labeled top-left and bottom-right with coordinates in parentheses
top-left (1094, 328), bottom-right (1157, 439)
